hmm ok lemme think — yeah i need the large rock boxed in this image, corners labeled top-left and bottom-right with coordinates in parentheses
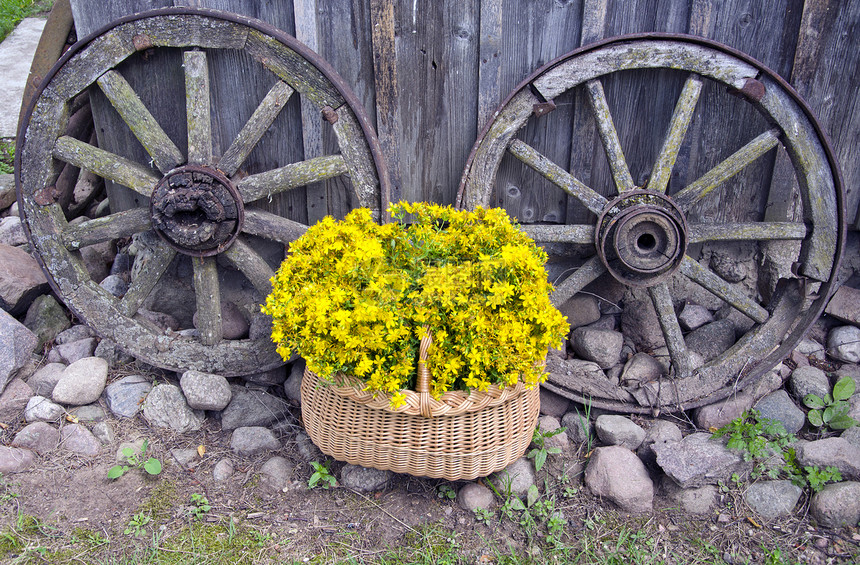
top-left (458, 482), bottom-right (495, 512)
top-left (104, 375), bottom-right (152, 418)
top-left (825, 285), bottom-right (860, 325)
top-left (0, 377), bottom-right (34, 424)
top-left (493, 457), bottom-right (536, 498)
top-left (24, 395), bottom-right (64, 422)
top-left (26, 363), bottom-right (65, 397)
top-left (538, 387), bottom-right (569, 419)
top-left (59, 424), bottom-right (101, 456)
top-left (558, 294), bottom-right (601, 330)
top-left (47, 337), bottom-right (99, 365)
top-left (142, 384), bottom-right (205, 433)
top-left (561, 408), bottom-right (594, 445)
top-left (180, 370), bottom-right (232, 411)
top-left (827, 325), bottom-right (860, 363)
top-left (796, 437), bottom-right (860, 480)
top-left (283, 361), bottom-right (304, 403)
top-left (23, 294), bottom-right (70, 351)
top-left (585, 446), bottom-right (653, 513)
top-left (678, 303), bottom-right (715, 331)
top-left (571, 327), bottom-right (623, 368)
top-left (744, 480), bottom-right (803, 520)
top-left (621, 294), bottom-right (665, 350)
top-left (694, 369), bottom-right (783, 431)
top-left (809, 482), bottom-right (860, 529)
top-left (753, 390), bottom-right (805, 435)
top-left (259, 456), bottom-right (294, 491)
top-left (595, 415), bottom-right (645, 450)
top-left (340, 464), bottom-right (391, 492)
top-left (788, 366), bottom-right (831, 401)
top-left (11, 422), bottom-right (58, 454)
top-left (536, 415), bottom-right (569, 451)
top-left (0, 446), bottom-right (36, 474)
top-left (661, 478), bottom-right (716, 515)
top-left (637, 419), bottom-right (683, 469)
top-left (229, 426), bottom-right (281, 456)
top-left (220, 386), bottom-right (291, 430)
top-left (0, 308), bottom-right (38, 394)
top-left (653, 433), bottom-right (750, 488)
top-left (51, 357), bottom-right (108, 406)
top-left (0, 244), bottom-right (49, 315)
top-left (684, 320), bottom-right (736, 362)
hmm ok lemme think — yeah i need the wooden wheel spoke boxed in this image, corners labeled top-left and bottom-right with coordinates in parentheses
top-left (648, 282), bottom-right (693, 378)
top-left (222, 238), bottom-right (275, 297)
top-left (118, 241), bottom-right (177, 317)
top-left (508, 139), bottom-right (607, 215)
top-left (96, 70), bottom-right (184, 173)
top-left (646, 75), bottom-right (703, 194)
top-left (184, 50), bottom-right (212, 165)
top-left (679, 256), bottom-right (769, 324)
top-left (192, 256), bottom-right (222, 345)
top-left (689, 222), bottom-right (806, 244)
top-left (53, 136), bottom-right (160, 197)
top-left (243, 207), bottom-right (308, 245)
top-left (236, 155), bottom-right (348, 203)
top-left (586, 79), bottom-right (635, 193)
top-left (62, 208), bottom-right (151, 251)
top-left (550, 255), bottom-right (606, 306)
top-left (218, 81), bottom-right (295, 177)
top-left (520, 224), bottom-right (593, 245)
top-left (673, 129), bottom-right (781, 211)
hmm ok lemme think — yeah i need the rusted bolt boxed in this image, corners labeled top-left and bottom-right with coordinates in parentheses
top-left (533, 100), bottom-right (557, 117)
top-left (132, 34), bottom-right (153, 51)
top-left (34, 185), bottom-right (59, 206)
top-left (730, 78), bottom-right (766, 102)
top-left (322, 106), bottom-right (339, 124)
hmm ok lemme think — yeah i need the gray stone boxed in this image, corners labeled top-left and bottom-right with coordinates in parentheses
top-left (595, 415), bottom-right (646, 450)
top-left (52, 357), bottom-right (108, 406)
top-left (585, 314), bottom-right (618, 332)
top-left (243, 366), bottom-right (288, 386)
top-left (0, 446), bottom-right (36, 474)
top-left (54, 324), bottom-right (96, 345)
top-left (694, 395), bottom-right (755, 431)
top-left (834, 364), bottom-right (860, 391)
top-left (841, 426), bottom-right (860, 447)
top-left (795, 337), bottom-right (826, 361)
top-left (213, 458), bottom-right (234, 481)
top-left (754, 390), bottom-right (805, 435)
top-left (797, 437), bottom-right (860, 480)
top-left (104, 375), bottom-right (152, 418)
top-left (789, 366), bottom-right (832, 402)
top-left (11, 422), bottom-right (58, 454)
top-left (457, 482), bottom-right (495, 512)
top-left (0, 378), bottom-right (33, 424)
top-left (744, 480), bottom-right (803, 520)
top-left (0, 243), bottom-right (49, 315)
top-left (94, 338), bottom-right (135, 367)
top-left (558, 294), bottom-right (601, 330)
top-left (340, 464), bottom-right (391, 492)
top-left (652, 346), bottom-right (705, 376)
top-left (661, 477), bottom-right (716, 515)
top-left (678, 303), bottom-right (715, 331)
top-left (24, 395), bottom-right (64, 422)
top-left (825, 285), bottom-right (860, 325)
top-left (194, 301), bottom-right (248, 340)
top-left (220, 386), bottom-right (291, 431)
top-left (653, 433), bottom-right (750, 488)
top-left (69, 403), bottom-right (106, 422)
top-left (230, 426), bottom-right (281, 456)
top-left (493, 457), bottom-right (536, 498)
top-left (180, 370), bottom-right (232, 411)
top-left (260, 456), bottom-right (294, 491)
top-left (809, 481), bottom-right (860, 529)
top-left (47, 337), bottom-right (99, 364)
top-left (283, 361), bottom-right (304, 403)
top-left (538, 387), bottom-right (570, 418)
top-left (60, 424), bottom-right (101, 456)
top-left (637, 419), bottom-right (683, 468)
top-left (562, 409), bottom-right (594, 445)
top-left (709, 250), bottom-right (747, 283)
top-left (620, 353), bottom-right (664, 385)
top-left (537, 415), bottom-right (569, 451)
top-left (585, 446), bottom-right (653, 513)
top-left (621, 294), bottom-right (665, 350)
top-left (294, 431), bottom-right (323, 462)
top-left (0, 308), bottom-right (38, 394)
top-left (827, 326), bottom-right (860, 364)
top-left (0, 174), bottom-right (14, 210)
top-left (168, 448), bottom-right (201, 469)
top-left (79, 240), bottom-right (115, 283)
top-left (685, 320), bottom-right (736, 362)
top-left (571, 327), bottom-right (623, 368)
top-left (99, 274), bottom-right (128, 298)
top-left (26, 363), bottom-right (65, 397)
top-left (138, 309), bottom-right (180, 332)
top-left (92, 421), bottom-right (114, 444)
top-left (546, 356), bottom-right (629, 404)
top-left (23, 295), bottom-right (70, 351)
top-left (142, 384), bottom-right (205, 433)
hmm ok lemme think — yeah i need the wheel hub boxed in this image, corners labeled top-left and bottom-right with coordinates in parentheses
top-left (150, 165), bottom-right (244, 256)
top-left (596, 190), bottom-right (688, 286)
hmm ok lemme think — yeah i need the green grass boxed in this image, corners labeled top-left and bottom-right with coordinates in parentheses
top-left (0, 0), bottom-right (52, 44)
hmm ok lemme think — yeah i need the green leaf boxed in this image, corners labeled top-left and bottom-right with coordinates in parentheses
top-left (308, 472), bottom-right (321, 488)
top-left (121, 447), bottom-right (135, 458)
top-left (526, 484), bottom-right (539, 508)
top-left (833, 376), bottom-right (856, 401)
top-left (508, 497), bottom-right (526, 511)
top-left (804, 394), bottom-right (826, 409)
top-left (807, 410), bottom-right (823, 427)
top-left (823, 406), bottom-right (834, 423)
top-left (534, 450), bottom-right (547, 472)
top-left (107, 465), bottom-right (126, 479)
top-left (143, 458), bottom-right (162, 475)
top-left (829, 413), bottom-right (857, 430)
top-left (726, 437), bottom-right (745, 451)
top-left (141, 439), bottom-right (149, 455)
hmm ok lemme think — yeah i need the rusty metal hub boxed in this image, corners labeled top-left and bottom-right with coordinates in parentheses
top-left (596, 190), bottom-right (688, 286)
top-left (150, 165), bottom-right (243, 256)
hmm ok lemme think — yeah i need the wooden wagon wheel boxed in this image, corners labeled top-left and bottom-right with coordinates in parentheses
top-left (459, 34), bottom-right (845, 414)
top-left (16, 8), bottom-right (389, 376)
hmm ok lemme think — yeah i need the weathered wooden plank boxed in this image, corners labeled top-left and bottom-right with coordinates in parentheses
top-left (217, 80), bottom-right (294, 177)
top-left (242, 207), bottom-right (308, 246)
top-left (550, 255), bottom-right (606, 307)
top-left (586, 78), bottom-right (635, 193)
top-left (369, 0), bottom-right (402, 206)
top-left (331, 107), bottom-right (383, 212)
top-left (680, 256), bottom-right (769, 324)
top-left (521, 224), bottom-right (593, 245)
top-left (97, 70), bottom-right (185, 173)
top-left (62, 208), bottom-right (151, 250)
top-left (476, 0), bottom-right (502, 131)
top-left (646, 75), bottom-right (703, 194)
top-left (192, 256), bottom-right (222, 346)
top-left (236, 154), bottom-right (348, 204)
top-left (689, 222), bottom-right (806, 244)
top-left (53, 136), bottom-right (160, 197)
top-left (131, 14), bottom-right (249, 50)
top-left (184, 50), bottom-right (212, 165)
top-left (118, 240), bottom-right (176, 318)
top-left (648, 282), bottom-right (692, 378)
top-left (222, 237), bottom-right (275, 297)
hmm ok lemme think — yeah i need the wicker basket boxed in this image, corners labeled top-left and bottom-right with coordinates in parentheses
top-left (300, 332), bottom-right (541, 480)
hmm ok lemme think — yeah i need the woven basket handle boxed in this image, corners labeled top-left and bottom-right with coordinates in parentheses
top-left (417, 327), bottom-right (433, 417)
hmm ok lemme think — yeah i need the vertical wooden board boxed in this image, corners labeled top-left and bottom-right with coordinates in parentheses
top-left (489, 0), bottom-right (582, 222)
top-left (683, 0), bottom-right (804, 227)
top-left (394, 0), bottom-right (480, 206)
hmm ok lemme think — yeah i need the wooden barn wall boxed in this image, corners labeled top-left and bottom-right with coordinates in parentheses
top-left (68, 0), bottom-right (860, 229)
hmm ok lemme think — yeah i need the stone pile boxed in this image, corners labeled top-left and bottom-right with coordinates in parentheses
top-left (1, 170), bottom-right (860, 521)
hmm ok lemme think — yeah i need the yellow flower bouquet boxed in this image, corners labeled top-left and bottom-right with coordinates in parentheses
top-left (262, 201), bottom-right (568, 410)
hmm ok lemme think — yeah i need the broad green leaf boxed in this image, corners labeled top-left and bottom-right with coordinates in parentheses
top-left (833, 376), bottom-right (856, 401)
top-left (807, 410), bottom-right (823, 427)
top-left (535, 450), bottom-right (547, 472)
top-left (829, 413), bottom-right (857, 430)
top-left (803, 394), bottom-right (826, 409)
top-left (143, 458), bottom-right (162, 475)
top-left (526, 484), bottom-right (539, 508)
top-left (107, 465), bottom-right (126, 479)
top-left (121, 447), bottom-right (134, 458)
top-left (509, 497), bottom-right (526, 511)
top-left (308, 472), bottom-right (320, 488)
top-left (823, 406), bottom-right (834, 423)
